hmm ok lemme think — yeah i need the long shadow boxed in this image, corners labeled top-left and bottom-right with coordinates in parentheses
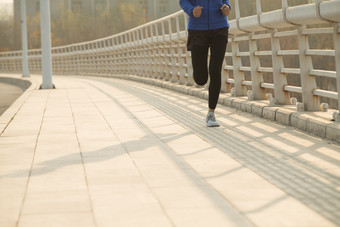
top-left (0, 133), bottom-right (179, 179)
top-left (86, 77), bottom-right (340, 225)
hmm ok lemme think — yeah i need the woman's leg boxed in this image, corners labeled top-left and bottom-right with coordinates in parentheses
top-left (208, 35), bottom-right (227, 110)
top-left (191, 45), bottom-right (209, 86)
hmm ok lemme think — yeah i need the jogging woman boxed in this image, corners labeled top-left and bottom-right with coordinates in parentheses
top-left (179, 0), bottom-right (231, 127)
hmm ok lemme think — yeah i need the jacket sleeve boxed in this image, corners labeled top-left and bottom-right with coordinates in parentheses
top-left (179, 0), bottom-right (195, 17)
top-left (222, 0), bottom-right (231, 10)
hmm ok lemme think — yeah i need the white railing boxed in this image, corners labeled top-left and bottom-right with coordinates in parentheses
top-left (0, 0), bottom-right (339, 113)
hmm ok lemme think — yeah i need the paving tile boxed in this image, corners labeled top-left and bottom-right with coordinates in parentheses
top-left (26, 174), bottom-right (87, 193)
top-left (166, 208), bottom-right (250, 227)
top-left (21, 190), bottom-right (91, 214)
top-left (239, 197), bottom-right (337, 227)
top-left (0, 196), bottom-right (24, 227)
top-left (141, 167), bottom-right (206, 188)
top-left (18, 212), bottom-right (95, 227)
top-left (0, 179), bottom-right (27, 227)
top-left (94, 207), bottom-right (173, 227)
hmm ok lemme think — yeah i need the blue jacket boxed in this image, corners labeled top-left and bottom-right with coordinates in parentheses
top-left (180, 0), bottom-right (231, 30)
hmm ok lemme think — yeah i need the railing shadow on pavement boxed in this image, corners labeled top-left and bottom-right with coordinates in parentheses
top-left (84, 76), bottom-right (340, 225)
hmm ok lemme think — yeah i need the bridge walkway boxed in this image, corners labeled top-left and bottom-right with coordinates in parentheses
top-left (0, 74), bottom-right (339, 227)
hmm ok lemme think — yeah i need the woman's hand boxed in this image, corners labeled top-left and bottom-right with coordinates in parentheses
top-left (220, 4), bottom-right (230, 16)
top-left (193, 6), bottom-right (203, 18)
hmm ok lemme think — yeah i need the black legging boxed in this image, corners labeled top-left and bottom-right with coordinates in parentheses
top-left (191, 35), bottom-right (227, 110)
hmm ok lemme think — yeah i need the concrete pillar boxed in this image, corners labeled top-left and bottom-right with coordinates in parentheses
top-left (40, 0), bottom-right (54, 89)
top-left (20, 0), bottom-right (29, 78)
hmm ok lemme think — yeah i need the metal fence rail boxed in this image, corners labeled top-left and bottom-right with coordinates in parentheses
top-left (0, 0), bottom-right (339, 113)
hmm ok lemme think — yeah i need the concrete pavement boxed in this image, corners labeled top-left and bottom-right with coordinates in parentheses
top-left (0, 74), bottom-right (340, 227)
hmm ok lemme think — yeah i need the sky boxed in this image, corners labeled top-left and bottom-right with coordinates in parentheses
top-left (0, 0), bottom-right (13, 5)
top-left (0, 0), bottom-right (13, 15)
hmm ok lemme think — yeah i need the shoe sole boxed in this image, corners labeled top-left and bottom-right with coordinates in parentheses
top-left (206, 124), bottom-right (220, 127)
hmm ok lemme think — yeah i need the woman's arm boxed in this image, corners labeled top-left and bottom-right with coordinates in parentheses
top-left (179, 0), bottom-right (196, 17)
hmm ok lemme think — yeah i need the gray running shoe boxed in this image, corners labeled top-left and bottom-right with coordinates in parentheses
top-left (206, 112), bottom-right (220, 127)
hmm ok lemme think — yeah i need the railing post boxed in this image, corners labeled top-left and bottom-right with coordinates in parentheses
top-left (141, 27), bottom-right (146, 77)
top-left (298, 26), bottom-right (319, 111)
top-left (164, 20), bottom-right (171, 81)
top-left (232, 0), bottom-right (247, 96)
top-left (134, 32), bottom-right (139, 76)
top-left (168, 18), bottom-right (177, 83)
top-left (334, 23), bottom-right (340, 117)
top-left (176, 16), bottom-right (186, 85)
top-left (126, 33), bottom-right (131, 75)
top-left (84, 45), bottom-right (88, 75)
top-left (132, 32), bottom-right (137, 75)
top-left (95, 41), bottom-right (99, 74)
top-left (147, 27), bottom-right (152, 78)
top-left (182, 14), bottom-right (194, 86)
top-left (250, 0), bottom-right (264, 100)
top-left (271, 30), bottom-right (290, 104)
top-left (149, 26), bottom-right (154, 78)
top-left (20, 0), bottom-right (29, 78)
top-left (231, 39), bottom-right (247, 96)
top-left (234, 0), bottom-right (242, 31)
top-left (123, 34), bottom-right (128, 75)
top-left (90, 43), bottom-right (94, 74)
top-left (249, 33), bottom-right (266, 100)
top-left (40, 0), bottom-right (54, 89)
top-left (72, 45), bottom-right (80, 75)
top-left (153, 24), bottom-right (160, 79)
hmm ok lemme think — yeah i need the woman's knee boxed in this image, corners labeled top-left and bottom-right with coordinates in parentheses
top-left (194, 73), bottom-right (208, 85)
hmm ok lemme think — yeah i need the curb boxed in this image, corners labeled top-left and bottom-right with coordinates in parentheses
top-left (0, 76), bottom-right (32, 91)
top-left (0, 75), bottom-right (38, 135)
